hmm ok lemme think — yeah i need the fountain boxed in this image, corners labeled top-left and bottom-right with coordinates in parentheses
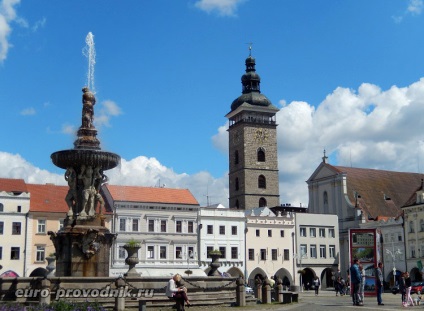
top-left (49, 33), bottom-right (120, 277)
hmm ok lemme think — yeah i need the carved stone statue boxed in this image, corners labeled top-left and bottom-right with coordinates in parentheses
top-left (79, 165), bottom-right (94, 217)
top-left (81, 87), bottom-right (96, 129)
top-left (64, 167), bottom-right (77, 217)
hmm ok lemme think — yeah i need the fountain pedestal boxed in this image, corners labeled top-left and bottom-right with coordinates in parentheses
top-left (50, 215), bottom-right (116, 277)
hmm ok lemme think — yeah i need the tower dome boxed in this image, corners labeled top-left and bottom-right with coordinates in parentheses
top-left (231, 56), bottom-right (273, 111)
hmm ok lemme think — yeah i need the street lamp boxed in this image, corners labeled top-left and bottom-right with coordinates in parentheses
top-left (386, 244), bottom-right (402, 286)
top-left (294, 252), bottom-right (308, 292)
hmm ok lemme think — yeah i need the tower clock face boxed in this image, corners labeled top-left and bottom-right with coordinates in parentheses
top-left (254, 128), bottom-right (268, 143)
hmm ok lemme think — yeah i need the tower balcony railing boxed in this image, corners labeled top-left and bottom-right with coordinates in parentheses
top-left (229, 118), bottom-right (276, 128)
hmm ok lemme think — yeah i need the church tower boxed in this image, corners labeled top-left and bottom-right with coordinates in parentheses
top-left (226, 53), bottom-right (280, 209)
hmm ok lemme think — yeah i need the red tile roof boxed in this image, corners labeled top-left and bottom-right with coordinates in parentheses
top-left (0, 178), bottom-right (28, 193)
top-left (26, 184), bottom-right (69, 213)
top-left (106, 185), bottom-right (199, 205)
top-left (332, 165), bottom-right (424, 218)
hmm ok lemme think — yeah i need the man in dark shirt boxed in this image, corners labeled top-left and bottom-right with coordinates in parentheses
top-left (376, 262), bottom-right (384, 305)
top-left (350, 258), bottom-right (362, 306)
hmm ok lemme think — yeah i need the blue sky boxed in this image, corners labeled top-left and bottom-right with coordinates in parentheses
top-left (2, 0), bottom-right (424, 207)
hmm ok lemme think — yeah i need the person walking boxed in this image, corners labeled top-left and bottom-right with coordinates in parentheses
top-left (399, 272), bottom-right (406, 306)
top-left (350, 258), bottom-right (362, 306)
top-left (358, 264), bottom-right (366, 304)
top-left (404, 272), bottom-right (414, 307)
top-left (313, 276), bottom-right (321, 296)
top-left (376, 262), bottom-right (384, 306)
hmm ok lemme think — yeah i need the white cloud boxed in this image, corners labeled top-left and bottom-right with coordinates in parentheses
top-left (32, 17), bottom-right (46, 32)
top-left (5, 78), bottom-right (424, 209)
top-left (194, 0), bottom-right (245, 17)
top-left (94, 99), bottom-right (122, 128)
top-left (0, 152), bottom-right (228, 207)
top-left (20, 107), bottom-right (35, 115)
top-left (61, 123), bottom-right (75, 135)
top-left (0, 0), bottom-right (21, 62)
top-left (393, 0), bottom-right (423, 23)
top-left (211, 124), bottom-right (228, 154)
top-left (408, 0), bottom-right (423, 14)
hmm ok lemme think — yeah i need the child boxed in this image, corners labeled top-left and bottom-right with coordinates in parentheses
top-left (414, 291), bottom-right (422, 306)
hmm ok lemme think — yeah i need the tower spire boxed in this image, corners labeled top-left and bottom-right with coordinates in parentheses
top-left (322, 149), bottom-right (328, 163)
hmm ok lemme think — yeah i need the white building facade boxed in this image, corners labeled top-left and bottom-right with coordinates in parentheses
top-left (294, 213), bottom-right (340, 290)
top-left (0, 179), bottom-right (30, 277)
top-left (105, 185), bottom-right (204, 277)
top-left (245, 207), bottom-right (295, 288)
top-left (198, 204), bottom-right (245, 277)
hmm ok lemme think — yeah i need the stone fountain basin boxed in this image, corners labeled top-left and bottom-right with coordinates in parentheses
top-left (51, 149), bottom-right (120, 170)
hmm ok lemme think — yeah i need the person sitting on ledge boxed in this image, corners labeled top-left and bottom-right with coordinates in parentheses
top-left (166, 273), bottom-right (191, 310)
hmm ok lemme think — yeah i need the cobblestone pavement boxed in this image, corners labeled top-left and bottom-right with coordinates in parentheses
top-left (186, 290), bottom-right (418, 311)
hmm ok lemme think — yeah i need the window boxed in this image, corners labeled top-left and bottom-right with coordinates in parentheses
top-left (176, 246), bottom-right (182, 259)
top-left (17, 205), bottom-right (21, 213)
top-left (329, 245), bottom-right (335, 258)
top-left (280, 230), bottom-right (284, 237)
top-left (329, 228), bottom-right (335, 238)
top-left (300, 227), bottom-right (307, 237)
top-left (268, 230), bottom-right (272, 237)
top-left (36, 246), bottom-right (45, 262)
top-left (219, 226), bottom-right (225, 235)
top-left (234, 150), bottom-right (239, 165)
top-left (118, 246), bottom-right (126, 259)
top-left (176, 220), bottom-right (182, 233)
top-left (147, 246), bottom-right (154, 259)
top-left (410, 221), bottom-right (415, 233)
top-left (272, 249), bottom-right (277, 260)
top-left (12, 222), bottom-right (21, 235)
top-left (300, 244), bottom-right (307, 257)
top-left (160, 246), bottom-right (167, 259)
top-left (0, 203), bottom-right (3, 212)
top-left (59, 219), bottom-right (64, 230)
top-left (260, 249), bottom-right (266, 260)
top-left (161, 220), bottom-right (167, 232)
top-left (284, 249), bottom-right (289, 261)
top-left (207, 246), bottom-right (213, 258)
top-left (37, 219), bottom-right (46, 234)
top-left (11, 247), bottom-right (20, 260)
top-left (257, 148), bottom-right (265, 162)
top-left (207, 225), bottom-right (213, 234)
top-left (119, 219), bottom-right (126, 232)
top-left (258, 175), bottom-right (266, 189)
top-left (231, 247), bottom-right (238, 259)
top-left (421, 220), bottom-right (424, 232)
top-left (219, 247), bottom-right (226, 259)
top-left (188, 247), bottom-right (194, 259)
top-left (235, 178), bottom-right (239, 191)
top-left (310, 228), bottom-right (316, 237)
top-left (132, 219), bottom-right (139, 232)
top-left (0, 221), bottom-right (3, 234)
top-left (248, 249), bottom-right (254, 260)
top-left (259, 197), bottom-right (267, 207)
top-left (188, 221), bottom-right (194, 233)
top-left (320, 245), bottom-right (326, 258)
top-left (256, 229), bottom-right (260, 237)
top-left (310, 245), bottom-right (317, 258)
top-left (319, 228), bottom-right (325, 238)
top-left (231, 226), bottom-right (237, 235)
top-left (398, 234), bottom-right (402, 242)
top-left (0, 246), bottom-right (2, 259)
top-left (148, 219), bottom-right (154, 232)
top-left (412, 245), bottom-right (416, 258)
